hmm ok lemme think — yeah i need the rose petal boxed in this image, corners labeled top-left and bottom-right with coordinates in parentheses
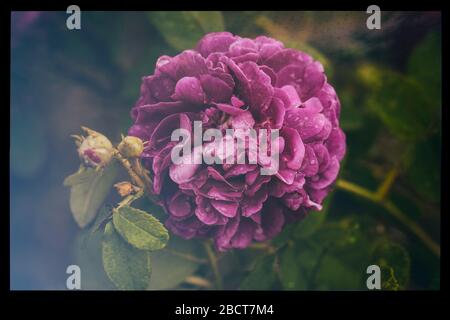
top-left (301, 145), bottom-right (319, 177)
top-left (326, 128), bottom-right (346, 161)
top-left (230, 219), bottom-right (256, 249)
top-left (169, 161), bottom-right (201, 184)
top-left (172, 76), bottom-right (206, 104)
top-left (242, 186), bottom-right (268, 217)
top-left (215, 215), bottom-right (240, 251)
top-left (281, 85), bottom-right (302, 108)
top-left (197, 32), bottom-right (237, 58)
top-left (159, 50), bottom-right (208, 80)
top-left (200, 74), bottom-right (233, 103)
top-left (258, 201), bottom-right (285, 240)
top-left (231, 110), bottom-right (255, 129)
top-left (211, 200), bottom-right (239, 218)
top-left (309, 156), bottom-right (340, 189)
top-left (281, 127), bottom-right (305, 170)
top-left (144, 73), bottom-right (176, 102)
top-left (168, 191), bottom-right (193, 220)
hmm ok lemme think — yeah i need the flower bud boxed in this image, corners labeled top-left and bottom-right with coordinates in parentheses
top-left (77, 128), bottom-right (114, 168)
top-left (117, 136), bottom-right (144, 158)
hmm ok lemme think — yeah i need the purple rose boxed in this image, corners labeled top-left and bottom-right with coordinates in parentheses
top-left (128, 32), bottom-right (346, 251)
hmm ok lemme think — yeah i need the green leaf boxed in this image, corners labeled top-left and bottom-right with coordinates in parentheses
top-left (359, 65), bottom-right (435, 140)
top-left (312, 218), bottom-right (369, 262)
top-left (102, 222), bottom-right (152, 290)
top-left (293, 195), bottom-right (332, 239)
top-left (148, 11), bottom-right (225, 51)
top-left (189, 11), bottom-right (225, 32)
top-left (313, 255), bottom-right (363, 290)
top-left (113, 205), bottom-right (169, 251)
top-left (240, 255), bottom-right (276, 290)
top-left (63, 165), bottom-right (93, 186)
top-left (279, 217), bottom-right (372, 290)
top-left (90, 205), bottom-right (113, 235)
top-left (281, 241), bottom-right (324, 290)
top-left (339, 89), bottom-right (365, 131)
top-left (272, 195), bottom-right (332, 248)
top-left (371, 241), bottom-right (411, 290)
top-left (271, 223), bottom-right (295, 247)
top-left (74, 227), bottom-right (115, 290)
top-left (148, 236), bottom-right (204, 290)
top-left (64, 162), bottom-right (119, 228)
top-left (138, 197), bottom-right (167, 221)
top-left (405, 133), bottom-right (441, 203)
top-left (407, 32), bottom-right (441, 106)
top-left (279, 244), bottom-right (308, 290)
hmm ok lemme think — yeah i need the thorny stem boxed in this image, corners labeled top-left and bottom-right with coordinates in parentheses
top-left (131, 158), bottom-right (152, 190)
top-left (204, 241), bottom-right (223, 289)
top-left (114, 150), bottom-right (160, 204)
top-left (336, 179), bottom-right (440, 258)
top-left (114, 151), bottom-right (146, 189)
top-left (128, 156), bottom-right (160, 204)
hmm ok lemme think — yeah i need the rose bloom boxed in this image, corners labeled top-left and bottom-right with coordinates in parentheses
top-left (128, 32), bottom-right (346, 251)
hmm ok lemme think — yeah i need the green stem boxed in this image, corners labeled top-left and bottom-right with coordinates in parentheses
top-left (204, 241), bottom-right (222, 289)
top-left (336, 179), bottom-right (378, 201)
top-left (336, 179), bottom-right (440, 258)
top-left (114, 151), bottom-right (145, 189)
top-left (375, 167), bottom-right (399, 201)
top-left (114, 150), bottom-right (160, 204)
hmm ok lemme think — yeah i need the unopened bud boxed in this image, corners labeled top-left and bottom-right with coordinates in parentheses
top-left (117, 136), bottom-right (144, 158)
top-left (77, 127), bottom-right (114, 168)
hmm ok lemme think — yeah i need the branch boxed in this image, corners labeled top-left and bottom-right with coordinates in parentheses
top-left (375, 167), bottom-right (399, 201)
top-left (336, 179), bottom-right (440, 258)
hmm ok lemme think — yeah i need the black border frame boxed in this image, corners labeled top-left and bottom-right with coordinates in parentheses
top-left (3, 1), bottom-right (449, 317)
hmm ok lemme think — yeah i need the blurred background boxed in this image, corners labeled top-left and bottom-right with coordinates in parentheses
top-left (10, 11), bottom-right (441, 290)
